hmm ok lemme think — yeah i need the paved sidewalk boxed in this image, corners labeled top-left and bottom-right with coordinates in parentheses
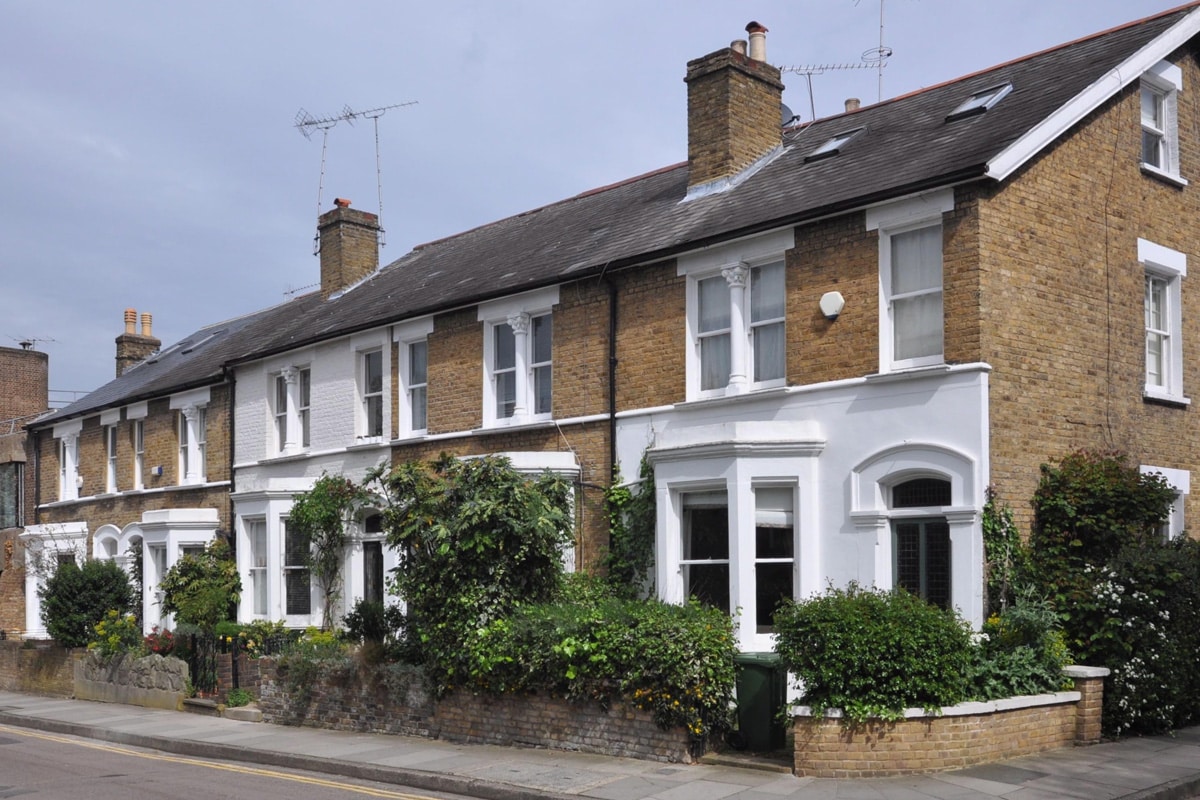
top-left (1, 691), bottom-right (1199, 800)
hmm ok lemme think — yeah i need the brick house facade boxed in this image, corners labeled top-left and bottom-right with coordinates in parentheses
top-left (18, 7), bottom-right (1200, 647)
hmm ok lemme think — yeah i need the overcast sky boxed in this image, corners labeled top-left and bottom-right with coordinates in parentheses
top-left (0, 1), bottom-right (1185, 400)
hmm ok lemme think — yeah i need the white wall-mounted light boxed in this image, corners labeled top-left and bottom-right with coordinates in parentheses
top-left (820, 291), bottom-right (846, 321)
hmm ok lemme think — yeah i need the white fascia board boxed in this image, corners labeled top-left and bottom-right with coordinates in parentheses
top-left (987, 8), bottom-right (1200, 182)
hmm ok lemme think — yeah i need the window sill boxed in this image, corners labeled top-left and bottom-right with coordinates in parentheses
top-left (391, 431), bottom-right (429, 445)
top-left (260, 450), bottom-right (313, 465)
top-left (865, 363), bottom-right (953, 384)
top-left (1141, 163), bottom-right (1188, 188)
top-left (677, 384), bottom-right (792, 411)
top-left (1144, 390), bottom-right (1190, 408)
top-left (347, 438), bottom-right (388, 452)
top-left (475, 418), bottom-right (556, 435)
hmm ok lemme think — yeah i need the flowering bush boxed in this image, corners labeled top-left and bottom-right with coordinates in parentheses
top-left (969, 595), bottom-right (1071, 700)
top-left (143, 626), bottom-right (179, 657)
top-left (89, 610), bottom-right (144, 658)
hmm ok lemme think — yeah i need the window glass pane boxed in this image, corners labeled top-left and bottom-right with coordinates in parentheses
top-left (494, 324), bottom-right (515, 370)
top-left (286, 570), bottom-right (311, 615)
top-left (755, 524), bottom-right (794, 559)
top-left (895, 521), bottom-right (922, 595)
top-left (698, 276), bottom-right (731, 333)
top-left (364, 351), bottom-right (382, 395)
top-left (283, 522), bottom-right (307, 565)
top-left (755, 562), bottom-right (793, 631)
top-left (409, 341), bottom-right (427, 384)
top-left (685, 563), bottom-right (730, 612)
top-left (891, 227), bottom-right (942, 295)
top-left (753, 321), bottom-right (785, 382)
top-left (1142, 86), bottom-right (1163, 127)
top-left (892, 478), bottom-right (951, 508)
top-left (684, 506), bottom-right (729, 560)
top-left (925, 521), bottom-right (951, 609)
top-left (532, 315), bottom-right (552, 363)
top-left (300, 369), bottom-right (311, 406)
top-left (534, 365), bottom-right (552, 414)
top-left (276, 375), bottom-right (288, 412)
top-left (1146, 277), bottom-right (1166, 330)
top-left (700, 334), bottom-right (731, 390)
top-left (894, 293), bottom-right (943, 361)
top-left (367, 396), bottom-right (383, 436)
top-left (751, 263), bottom-right (785, 322)
top-left (363, 541), bottom-right (384, 605)
top-left (496, 371), bottom-right (516, 418)
top-left (412, 386), bottom-right (428, 430)
top-left (1143, 131), bottom-right (1163, 167)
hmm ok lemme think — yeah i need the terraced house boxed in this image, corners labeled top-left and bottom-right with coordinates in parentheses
top-left (17, 5), bottom-right (1200, 651)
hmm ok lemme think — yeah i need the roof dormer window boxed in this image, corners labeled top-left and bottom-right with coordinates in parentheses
top-left (805, 128), bottom-right (864, 162)
top-left (946, 82), bottom-right (1012, 121)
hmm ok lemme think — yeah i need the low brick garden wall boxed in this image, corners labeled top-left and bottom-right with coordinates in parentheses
top-left (0, 639), bottom-right (77, 697)
top-left (791, 666), bottom-right (1109, 777)
top-left (254, 658), bottom-right (695, 763)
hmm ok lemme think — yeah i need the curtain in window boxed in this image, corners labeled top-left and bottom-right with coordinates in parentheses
top-left (532, 315), bottom-right (552, 415)
top-left (698, 276), bottom-right (731, 390)
top-left (891, 226), bottom-right (943, 361)
top-left (409, 341), bottom-right (427, 430)
top-left (1146, 276), bottom-right (1167, 387)
top-left (751, 263), bottom-right (786, 382)
top-left (494, 325), bottom-right (516, 418)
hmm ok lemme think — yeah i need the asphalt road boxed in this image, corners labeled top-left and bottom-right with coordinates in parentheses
top-left (0, 724), bottom-right (472, 800)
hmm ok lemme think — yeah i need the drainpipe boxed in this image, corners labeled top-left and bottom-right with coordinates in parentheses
top-left (32, 424), bottom-right (41, 525)
top-left (606, 278), bottom-right (619, 481)
top-left (224, 366), bottom-right (236, 550)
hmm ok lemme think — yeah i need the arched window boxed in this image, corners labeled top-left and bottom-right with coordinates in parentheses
top-left (891, 477), bottom-right (951, 609)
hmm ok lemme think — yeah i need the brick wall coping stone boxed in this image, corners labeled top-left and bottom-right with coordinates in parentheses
top-left (792, 690), bottom-right (1081, 720)
top-left (1063, 665), bottom-right (1111, 679)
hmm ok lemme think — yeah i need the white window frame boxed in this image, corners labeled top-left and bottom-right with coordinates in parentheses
top-left (1141, 61), bottom-right (1185, 184)
top-left (53, 419), bottom-right (82, 502)
top-left (678, 230), bottom-right (793, 401)
top-left (245, 517), bottom-right (269, 617)
top-left (105, 424), bottom-right (118, 493)
top-left (133, 419), bottom-right (145, 490)
top-left (867, 188), bottom-right (954, 373)
top-left (1140, 465), bottom-right (1189, 541)
top-left (360, 349), bottom-right (385, 441)
top-left (272, 366), bottom-right (312, 454)
top-left (394, 317), bottom-right (434, 438)
top-left (169, 387), bottom-right (211, 486)
top-left (478, 287), bottom-right (559, 428)
top-left (1140, 238), bottom-right (1188, 405)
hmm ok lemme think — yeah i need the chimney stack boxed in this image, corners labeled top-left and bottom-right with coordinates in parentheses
top-left (115, 307), bottom-right (162, 377)
top-left (685, 21), bottom-right (784, 192)
top-left (317, 198), bottom-right (381, 299)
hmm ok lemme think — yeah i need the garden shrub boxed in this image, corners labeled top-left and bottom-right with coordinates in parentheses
top-left (366, 454), bottom-right (572, 692)
top-left (604, 456), bottom-right (656, 599)
top-left (158, 541), bottom-right (241, 632)
top-left (275, 627), bottom-right (352, 697)
top-left (225, 688), bottom-right (253, 707)
top-left (773, 583), bottom-right (973, 722)
top-left (143, 626), bottom-right (180, 658)
top-left (969, 595), bottom-right (1071, 700)
top-left (467, 590), bottom-right (737, 738)
top-left (1024, 451), bottom-right (1200, 735)
top-left (39, 558), bottom-right (135, 648)
top-left (342, 599), bottom-right (408, 664)
top-left (89, 609), bottom-right (144, 658)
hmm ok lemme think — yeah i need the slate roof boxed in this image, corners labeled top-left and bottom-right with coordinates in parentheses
top-left (35, 3), bottom-right (1198, 427)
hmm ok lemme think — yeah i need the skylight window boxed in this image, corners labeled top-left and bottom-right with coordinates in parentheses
top-left (805, 128), bottom-right (865, 162)
top-left (947, 82), bottom-right (1013, 121)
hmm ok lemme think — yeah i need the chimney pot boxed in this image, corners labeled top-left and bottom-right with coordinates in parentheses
top-left (746, 21), bottom-right (768, 61)
top-left (334, 198), bottom-right (351, 208)
top-left (124, 308), bottom-right (137, 334)
top-left (140, 313), bottom-right (152, 337)
top-left (731, 39), bottom-right (747, 55)
top-left (845, 98), bottom-right (861, 112)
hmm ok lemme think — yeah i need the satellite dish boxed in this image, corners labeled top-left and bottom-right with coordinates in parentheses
top-left (781, 102), bottom-right (799, 127)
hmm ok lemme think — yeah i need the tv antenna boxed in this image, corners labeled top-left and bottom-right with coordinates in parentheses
top-left (7, 335), bottom-right (57, 351)
top-left (294, 101), bottom-right (417, 254)
top-left (778, 0), bottom-right (892, 121)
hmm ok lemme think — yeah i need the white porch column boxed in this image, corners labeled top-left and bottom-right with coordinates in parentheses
top-left (507, 312), bottom-right (531, 422)
top-left (946, 508), bottom-right (983, 627)
top-left (722, 263), bottom-right (749, 394)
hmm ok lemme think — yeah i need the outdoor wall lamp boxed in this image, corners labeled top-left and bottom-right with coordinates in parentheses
top-left (820, 291), bottom-right (845, 321)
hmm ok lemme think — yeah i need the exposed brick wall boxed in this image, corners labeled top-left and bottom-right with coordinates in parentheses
top-left (615, 260), bottom-right (685, 409)
top-left (0, 534), bottom-right (26, 634)
top-left (0, 640), bottom-right (76, 697)
top-left (685, 47), bottom-right (783, 188)
top-left (35, 384), bottom-right (231, 535)
top-left (0, 347), bottom-right (49, 422)
top-left (792, 683), bottom-right (1103, 778)
top-left (254, 658), bottom-right (693, 763)
top-left (427, 308), bottom-right (483, 434)
top-left (979, 49), bottom-right (1200, 533)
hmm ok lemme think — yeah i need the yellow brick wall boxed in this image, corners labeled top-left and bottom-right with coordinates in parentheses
top-left (979, 49), bottom-right (1200, 533)
top-left (615, 260), bottom-right (686, 409)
